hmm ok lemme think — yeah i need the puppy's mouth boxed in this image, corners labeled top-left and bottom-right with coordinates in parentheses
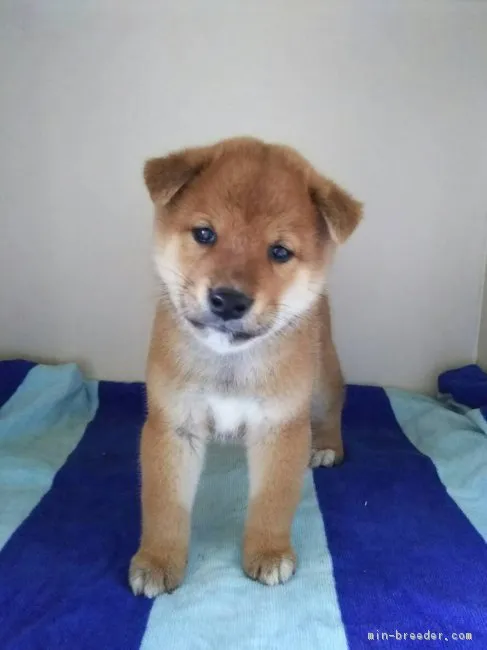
top-left (187, 318), bottom-right (259, 343)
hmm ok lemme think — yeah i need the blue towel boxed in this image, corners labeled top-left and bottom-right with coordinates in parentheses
top-left (0, 361), bottom-right (486, 649)
top-left (438, 364), bottom-right (487, 411)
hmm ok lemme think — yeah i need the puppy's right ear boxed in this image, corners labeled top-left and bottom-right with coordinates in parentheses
top-left (143, 146), bottom-right (212, 205)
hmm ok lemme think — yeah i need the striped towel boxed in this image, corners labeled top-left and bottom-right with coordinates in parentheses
top-left (0, 361), bottom-right (486, 649)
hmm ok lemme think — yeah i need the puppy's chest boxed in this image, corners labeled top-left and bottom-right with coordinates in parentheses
top-left (176, 389), bottom-right (282, 441)
top-left (207, 394), bottom-right (264, 439)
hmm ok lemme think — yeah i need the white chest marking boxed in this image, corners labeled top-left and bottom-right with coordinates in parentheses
top-left (167, 386), bottom-right (303, 443)
top-left (207, 395), bottom-right (266, 436)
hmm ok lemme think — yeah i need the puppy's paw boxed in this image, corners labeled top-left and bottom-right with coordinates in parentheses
top-left (129, 549), bottom-right (186, 597)
top-left (244, 548), bottom-right (296, 586)
top-left (309, 448), bottom-right (343, 468)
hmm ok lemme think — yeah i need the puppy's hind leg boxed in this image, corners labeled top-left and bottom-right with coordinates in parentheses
top-left (310, 344), bottom-right (345, 468)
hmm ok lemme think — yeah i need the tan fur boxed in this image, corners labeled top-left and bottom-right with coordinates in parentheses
top-left (130, 137), bottom-right (362, 596)
top-left (244, 411), bottom-right (310, 584)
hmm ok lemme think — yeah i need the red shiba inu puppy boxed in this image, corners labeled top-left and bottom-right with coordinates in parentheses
top-left (129, 137), bottom-right (362, 596)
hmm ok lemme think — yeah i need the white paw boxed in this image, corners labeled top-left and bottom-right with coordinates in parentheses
top-left (130, 567), bottom-right (165, 598)
top-left (129, 552), bottom-right (185, 597)
top-left (310, 448), bottom-right (336, 468)
top-left (244, 550), bottom-right (296, 586)
top-left (260, 556), bottom-right (295, 586)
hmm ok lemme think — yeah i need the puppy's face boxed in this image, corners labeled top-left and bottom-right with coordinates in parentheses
top-left (145, 138), bottom-right (362, 353)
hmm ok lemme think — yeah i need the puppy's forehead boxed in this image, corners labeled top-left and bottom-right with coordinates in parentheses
top-left (191, 151), bottom-right (311, 221)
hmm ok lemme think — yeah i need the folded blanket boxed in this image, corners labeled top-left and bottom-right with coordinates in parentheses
top-left (0, 361), bottom-right (486, 649)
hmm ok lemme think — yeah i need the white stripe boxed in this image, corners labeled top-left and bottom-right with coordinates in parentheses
top-left (140, 444), bottom-right (347, 650)
top-left (0, 364), bottom-right (98, 550)
top-left (387, 388), bottom-right (487, 542)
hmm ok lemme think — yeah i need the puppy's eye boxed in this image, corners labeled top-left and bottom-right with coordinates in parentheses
top-left (192, 227), bottom-right (217, 245)
top-left (269, 244), bottom-right (294, 263)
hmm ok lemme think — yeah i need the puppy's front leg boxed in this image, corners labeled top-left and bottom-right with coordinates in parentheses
top-left (129, 414), bottom-right (205, 597)
top-left (244, 414), bottom-right (309, 586)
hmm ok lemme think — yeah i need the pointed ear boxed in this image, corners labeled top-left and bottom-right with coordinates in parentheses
top-left (143, 145), bottom-right (213, 205)
top-left (310, 176), bottom-right (363, 244)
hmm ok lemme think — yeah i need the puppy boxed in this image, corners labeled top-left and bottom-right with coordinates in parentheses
top-left (129, 137), bottom-right (362, 597)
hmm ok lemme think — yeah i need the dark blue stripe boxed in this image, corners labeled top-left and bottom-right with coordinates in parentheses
top-left (0, 360), bottom-right (36, 408)
top-left (0, 381), bottom-right (151, 650)
top-left (438, 364), bottom-right (487, 410)
top-left (314, 386), bottom-right (487, 650)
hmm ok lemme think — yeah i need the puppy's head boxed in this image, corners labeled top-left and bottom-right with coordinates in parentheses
top-left (145, 138), bottom-right (362, 353)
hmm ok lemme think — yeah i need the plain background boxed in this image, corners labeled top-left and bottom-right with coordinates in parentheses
top-left (1, 0), bottom-right (487, 392)
top-left (479, 265), bottom-right (487, 369)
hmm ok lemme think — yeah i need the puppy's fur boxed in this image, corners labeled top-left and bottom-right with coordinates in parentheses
top-left (130, 137), bottom-right (362, 596)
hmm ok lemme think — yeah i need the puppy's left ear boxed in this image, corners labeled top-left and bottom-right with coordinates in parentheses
top-left (143, 145), bottom-right (213, 206)
top-left (310, 176), bottom-right (363, 244)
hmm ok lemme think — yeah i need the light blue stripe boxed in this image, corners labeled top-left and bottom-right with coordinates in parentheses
top-left (466, 408), bottom-right (487, 436)
top-left (140, 445), bottom-right (347, 650)
top-left (0, 363), bottom-right (98, 550)
top-left (387, 388), bottom-right (487, 542)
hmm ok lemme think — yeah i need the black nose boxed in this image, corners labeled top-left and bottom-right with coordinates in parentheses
top-left (208, 287), bottom-right (253, 321)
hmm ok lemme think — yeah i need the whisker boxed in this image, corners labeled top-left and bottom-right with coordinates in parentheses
top-left (153, 264), bottom-right (195, 288)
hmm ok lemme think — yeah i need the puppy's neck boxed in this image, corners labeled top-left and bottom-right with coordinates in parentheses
top-left (154, 295), bottom-right (316, 394)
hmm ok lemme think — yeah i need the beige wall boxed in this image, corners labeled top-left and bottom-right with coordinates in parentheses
top-left (478, 262), bottom-right (487, 370)
top-left (1, 1), bottom-right (487, 391)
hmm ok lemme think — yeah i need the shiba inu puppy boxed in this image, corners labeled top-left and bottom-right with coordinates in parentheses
top-left (130, 137), bottom-right (362, 596)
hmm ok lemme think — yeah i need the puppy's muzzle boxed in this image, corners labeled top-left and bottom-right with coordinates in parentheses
top-left (208, 287), bottom-right (253, 322)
